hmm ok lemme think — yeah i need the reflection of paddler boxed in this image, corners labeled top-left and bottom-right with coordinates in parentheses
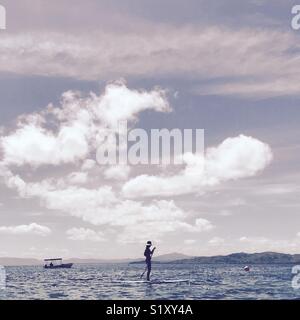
top-left (244, 266), bottom-right (250, 272)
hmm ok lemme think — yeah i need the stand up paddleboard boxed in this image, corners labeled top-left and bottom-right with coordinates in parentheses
top-left (112, 279), bottom-right (191, 284)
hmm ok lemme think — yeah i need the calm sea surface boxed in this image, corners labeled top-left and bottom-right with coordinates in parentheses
top-left (0, 263), bottom-right (299, 300)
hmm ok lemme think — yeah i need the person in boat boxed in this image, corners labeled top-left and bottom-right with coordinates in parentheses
top-left (49, 262), bottom-right (54, 268)
top-left (144, 241), bottom-right (156, 281)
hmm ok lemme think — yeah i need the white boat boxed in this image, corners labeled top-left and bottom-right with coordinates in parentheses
top-left (44, 258), bottom-right (73, 269)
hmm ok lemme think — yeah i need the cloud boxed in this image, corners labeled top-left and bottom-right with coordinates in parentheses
top-left (218, 210), bottom-right (233, 217)
top-left (81, 159), bottom-right (96, 171)
top-left (239, 236), bottom-right (269, 244)
top-left (3, 172), bottom-right (214, 241)
top-left (1, 116), bottom-right (90, 167)
top-left (254, 184), bottom-right (299, 195)
top-left (104, 165), bottom-right (131, 180)
top-left (208, 237), bottom-right (225, 246)
top-left (227, 198), bottom-right (246, 207)
top-left (0, 80), bottom-right (272, 246)
top-left (92, 80), bottom-right (170, 128)
top-left (66, 228), bottom-right (106, 242)
top-left (0, 81), bottom-right (170, 167)
top-left (193, 77), bottom-right (300, 99)
top-left (67, 172), bottom-right (88, 185)
top-left (184, 239), bottom-right (196, 245)
top-left (116, 218), bottom-right (214, 244)
top-left (122, 135), bottom-right (273, 198)
top-left (0, 26), bottom-right (300, 97)
top-left (238, 236), bottom-right (299, 253)
top-left (0, 223), bottom-right (51, 236)
top-left (194, 218), bottom-right (214, 232)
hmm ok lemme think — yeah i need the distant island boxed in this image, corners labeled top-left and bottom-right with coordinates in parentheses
top-left (0, 253), bottom-right (190, 266)
top-left (1, 252), bottom-right (300, 267)
top-left (130, 252), bottom-right (300, 265)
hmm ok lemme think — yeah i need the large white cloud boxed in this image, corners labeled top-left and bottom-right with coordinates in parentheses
top-left (0, 223), bottom-right (51, 236)
top-left (0, 81), bottom-right (273, 245)
top-left (1, 120), bottom-right (90, 167)
top-left (0, 81), bottom-right (170, 167)
top-left (3, 172), bottom-right (214, 242)
top-left (122, 135), bottom-right (273, 198)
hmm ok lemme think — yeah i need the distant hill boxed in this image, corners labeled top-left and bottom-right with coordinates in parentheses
top-left (166, 252), bottom-right (300, 264)
top-left (1, 252), bottom-right (300, 266)
top-left (0, 253), bottom-right (192, 266)
top-left (64, 258), bottom-right (138, 264)
top-left (64, 254), bottom-right (191, 264)
top-left (0, 257), bottom-right (139, 266)
top-left (0, 258), bottom-right (41, 266)
top-left (153, 252), bottom-right (192, 262)
top-left (130, 252), bottom-right (193, 264)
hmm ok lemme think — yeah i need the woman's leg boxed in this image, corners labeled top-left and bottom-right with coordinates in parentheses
top-left (146, 262), bottom-right (152, 281)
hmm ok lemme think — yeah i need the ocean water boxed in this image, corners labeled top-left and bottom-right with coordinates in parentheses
top-left (0, 263), bottom-right (299, 300)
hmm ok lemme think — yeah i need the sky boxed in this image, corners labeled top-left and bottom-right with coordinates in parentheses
top-left (0, 0), bottom-right (300, 259)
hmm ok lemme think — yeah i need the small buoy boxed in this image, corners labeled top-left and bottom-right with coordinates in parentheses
top-left (244, 266), bottom-right (250, 272)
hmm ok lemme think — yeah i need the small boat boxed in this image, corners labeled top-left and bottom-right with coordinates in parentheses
top-left (44, 258), bottom-right (73, 269)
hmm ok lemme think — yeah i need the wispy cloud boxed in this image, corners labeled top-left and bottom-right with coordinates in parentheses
top-left (0, 223), bottom-right (51, 236)
top-left (1, 27), bottom-right (300, 98)
top-left (208, 237), bottom-right (225, 246)
top-left (66, 228), bottom-right (106, 242)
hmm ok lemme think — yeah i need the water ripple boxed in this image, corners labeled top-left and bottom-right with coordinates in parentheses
top-left (0, 263), bottom-right (299, 300)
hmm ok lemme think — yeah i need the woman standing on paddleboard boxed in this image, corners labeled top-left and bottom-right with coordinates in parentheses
top-left (144, 241), bottom-right (156, 281)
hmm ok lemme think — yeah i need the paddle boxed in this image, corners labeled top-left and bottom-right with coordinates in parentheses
top-left (140, 266), bottom-right (148, 279)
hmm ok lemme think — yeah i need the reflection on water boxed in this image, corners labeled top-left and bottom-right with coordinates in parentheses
top-left (0, 263), bottom-right (299, 300)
